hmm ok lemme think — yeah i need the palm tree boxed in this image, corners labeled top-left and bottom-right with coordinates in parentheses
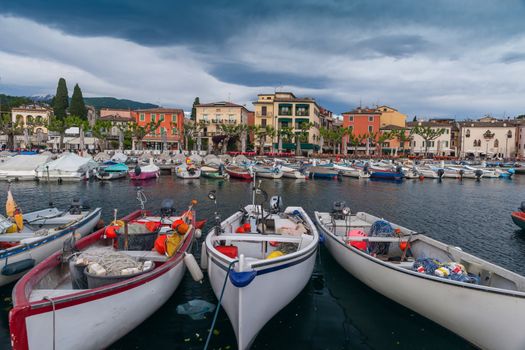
top-left (278, 126), bottom-right (294, 153)
top-left (413, 126), bottom-right (446, 157)
top-left (296, 122), bottom-right (313, 156)
top-left (237, 124), bottom-right (249, 153)
top-left (391, 128), bottom-right (411, 156)
top-left (254, 125), bottom-right (275, 155)
top-left (319, 127), bottom-right (331, 154)
top-left (332, 127), bottom-right (349, 155)
top-left (218, 124), bottom-right (240, 154)
top-left (375, 131), bottom-right (393, 156)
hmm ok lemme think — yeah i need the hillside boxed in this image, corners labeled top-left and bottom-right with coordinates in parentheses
top-left (0, 94), bottom-right (34, 112)
top-left (82, 97), bottom-right (158, 110)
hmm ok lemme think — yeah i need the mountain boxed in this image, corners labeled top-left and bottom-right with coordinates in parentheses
top-left (82, 97), bottom-right (158, 110)
top-left (0, 94), bottom-right (34, 112)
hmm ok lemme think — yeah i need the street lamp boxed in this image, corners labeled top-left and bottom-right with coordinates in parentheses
top-left (505, 130), bottom-right (512, 160)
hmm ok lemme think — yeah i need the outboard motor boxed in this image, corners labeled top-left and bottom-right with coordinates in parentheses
top-left (218, 164), bottom-right (225, 175)
top-left (269, 196), bottom-right (283, 214)
top-left (474, 169), bottom-right (483, 181)
top-left (395, 165), bottom-right (403, 173)
top-left (160, 198), bottom-right (175, 217)
top-left (363, 163), bottom-right (370, 175)
top-left (332, 201), bottom-right (346, 220)
top-left (134, 165), bottom-right (142, 176)
top-left (520, 201), bottom-right (525, 213)
top-left (437, 168), bottom-right (445, 179)
top-left (69, 198), bottom-right (82, 215)
top-left (459, 169), bottom-right (464, 180)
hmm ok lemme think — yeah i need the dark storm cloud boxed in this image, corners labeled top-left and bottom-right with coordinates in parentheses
top-left (500, 52), bottom-right (525, 63)
top-left (355, 35), bottom-right (431, 59)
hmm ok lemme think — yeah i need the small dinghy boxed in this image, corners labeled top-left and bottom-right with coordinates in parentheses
top-left (307, 166), bottom-right (339, 179)
top-left (9, 193), bottom-right (203, 350)
top-left (280, 165), bottom-right (306, 179)
top-left (225, 165), bottom-right (253, 180)
top-left (129, 159), bottom-right (160, 180)
top-left (315, 202), bottom-right (525, 350)
top-left (95, 162), bottom-right (128, 180)
top-left (0, 192), bottom-right (101, 286)
top-left (511, 202), bottom-right (525, 230)
top-left (175, 164), bottom-right (201, 179)
top-left (201, 165), bottom-right (229, 179)
top-left (204, 184), bottom-right (318, 349)
top-left (253, 165), bottom-right (283, 179)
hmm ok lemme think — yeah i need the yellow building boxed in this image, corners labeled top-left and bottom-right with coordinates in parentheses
top-left (195, 101), bottom-right (250, 150)
top-left (376, 105), bottom-right (406, 128)
top-left (252, 92), bottom-right (321, 153)
top-left (11, 104), bottom-right (52, 134)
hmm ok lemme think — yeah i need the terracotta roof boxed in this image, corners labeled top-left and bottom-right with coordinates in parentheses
top-left (380, 124), bottom-right (406, 130)
top-left (342, 108), bottom-right (380, 115)
top-left (196, 101), bottom-right (247, 108)
top-left (134, 108), bottom-right (184, 114)
top-left (99, 114), bottom-right (134, 122)
top-left (457, 121), bottom-right (517, 127)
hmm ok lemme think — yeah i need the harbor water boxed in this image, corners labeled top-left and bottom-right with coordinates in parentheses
top-left (0, 175), bottom-right (523, 349)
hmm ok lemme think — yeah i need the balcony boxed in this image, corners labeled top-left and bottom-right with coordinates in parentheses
top-left (256, 112), bottom-right (273, 118)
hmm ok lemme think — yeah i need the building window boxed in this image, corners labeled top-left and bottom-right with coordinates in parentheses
top-left (140, 113), bottom-right (145, 121)
top-left (445, 129), bottom-right (449, 134)
top-left (494, 139), bottom-right (499, 147)
top-left (262, 106), bottom-right (267, 116)
top-left (261, 119), bottom-right (267, 127)
top-left (278, 104), bottom-right (292, 116)
top-left (160, 114), bottom-right (165, 121)
top-left (368, 125), bottom-right (373, 133)
top-left (172, 128), bottom-right (178, 135)
top-left (295, 104), bottom-right (310, 116)
top-left (348, 116), bottom-right (354, 122)
top-left (465, 129), bottom-right (470, 137)
top-left (216, 109), bottom-right (221, 112)
top-left (151, 113), bottom-right (156, 122)
top-left (368, 116), bottom-right (374, 122)
top-left (203, 114), bottom-right (208, 120)
top-left (172, 115), bottom-right (177, 122)
top-left (445, 141), bottom-right (449, 147)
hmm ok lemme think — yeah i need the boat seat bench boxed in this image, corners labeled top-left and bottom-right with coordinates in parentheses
top-left (119, 250), bottom-right (169, 262)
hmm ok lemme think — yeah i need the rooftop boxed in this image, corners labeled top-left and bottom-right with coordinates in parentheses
top-left (134, 108), bottom-right (184, 114)
top-left (196, 101), bottom-right (248, 109)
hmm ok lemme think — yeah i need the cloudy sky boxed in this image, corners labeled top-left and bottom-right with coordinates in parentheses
top-left (1, 0), bottom-right (525, 118)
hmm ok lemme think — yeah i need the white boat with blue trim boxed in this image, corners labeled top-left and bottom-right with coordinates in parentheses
top-left (314, 203), bottom-right (525, 350)
top-left (204, 191), bottom-right (318, 349)
top-left (0, 197), bottom-right (101, 286)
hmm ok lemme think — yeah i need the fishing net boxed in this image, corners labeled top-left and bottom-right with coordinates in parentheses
top-left (76, 247), bottom-right (143, 276)
top-left (412, 257), bottom-right (480, 284)
top-left (368, 220), bottom-right (395, 255)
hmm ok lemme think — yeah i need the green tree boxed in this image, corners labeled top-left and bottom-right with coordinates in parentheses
top-left (0, 113), bottom-right (23, 149)
top-left (376, 131), bottom-right (393, 155)
top-left (53, 78), bottom-right (69, 120)
top-left (391, 128), bottom-right (411, 156)
top-left (91, 119), bottom-right (112, 151)
top-left (191, 97), bottom-right (200, 121)
top-left (278, 126), bottom-right (294, 152)
top-left (296, 122), bottom-right (313, 156)
top-left (69, 84), bottom-right (87, 120)
top-left (413, 126), bottom-right (446, 157)
top-left (331, 127), bottom-right (348, 155)
top-left (130, 120), bottom-right (162, 150)
top-left (218, 124), bottom-right (240, 154)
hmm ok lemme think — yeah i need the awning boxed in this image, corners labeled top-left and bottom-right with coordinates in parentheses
top-left (295, 104), bottom-right (310, 108)
top-left (280, 143), bottom-right (319, 150)
top-left (295, 118), bottom-right (310, 124)
top-left (278, 118), bottom-right (292, 123)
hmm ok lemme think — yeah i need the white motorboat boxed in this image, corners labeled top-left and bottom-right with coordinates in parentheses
top-left (0, 195), bottom-right (101, 287)
top-left (444, 166), bottom-right (483, 179)
top-left (280, 165), bottom-right (306, 179)
top-left (0, 155), bottom-right (52, 181)
top-left (253, 165), bottom-right (283, 179)
top-left (314, 203), bottom-right (525, 350)
top-left (204, 190), bottom-right (318, 349)
top-left (9, 199), bottom-right (202, 350)
top-left (333, 164), bottom-right (370, 178)
top-left (402, 167), bottom-right (420, 179)
top-left (35, 153), bottom-right (98, 181)
top-left (175, 164), bottom-right (201, 179)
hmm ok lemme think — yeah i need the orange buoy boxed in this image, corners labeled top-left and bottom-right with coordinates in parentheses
top-left (399, 241), bottom-right (410, 251)
top-left (171, 219), bottom-right (184, 230)
top-left (145, 221), bottom-right (161, 232)
top-left (269, 241), bottom-right (279, 247)
top-left (235, 226), bottom-right (245, 233)
top-left (105, 225), bottom-right (119, 239)
top-left (242, 223), bottom-right (251, 232)
top-left (176, 222), bottom-right (189, 235)
top-left (154, 234), bottom-right (168, 255)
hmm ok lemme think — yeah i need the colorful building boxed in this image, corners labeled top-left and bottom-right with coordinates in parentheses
top-left (252, 92), bottom-right (322, 154)
top-left (131, 108), bottom-right (184, 150)
top-left (342, 107), bottom-right (381, 154)
top-left (457, 117), bottom-right (517, 159)
top-left (376, 105), bottom-right (407, 128)
top-left (99, 109), bottom-right (135, 146)
top-left (194, 101), bottom-right (250, 151)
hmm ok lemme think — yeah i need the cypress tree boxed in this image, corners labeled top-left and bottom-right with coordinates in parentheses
top-left (70, 83), bottom-right (87, 119)
top-left (191, 97), bottom-right (200, 121)
top-left (53, 78), bottom-right (69, 120)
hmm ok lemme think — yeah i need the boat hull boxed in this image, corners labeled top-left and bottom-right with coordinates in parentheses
top-left (226, 169), bottom-right (253, 180)
top-left (370, 171), bottom-right (403, 180)
top-left (207, 239), bottom-right (317, 349)
top-left (512, 212), bottom-right (525, 230)
top-left (128, 170), bottom-right (159, 180)
top-left (317, 220), bottom-right (525, 350)
top-left (0, 209), bottom-right (101, 287)
top-left (95, 171), bottom-right (127, 180)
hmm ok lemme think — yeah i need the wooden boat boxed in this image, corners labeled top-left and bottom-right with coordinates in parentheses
top-left (201, 165), bottom-right (229, 179)
top-left (129, 159), bottom-right (160, 180)
top-left (175, 165), bottom-right (201, 179)
top-left (0, 197), bottom-right (101, 287)
top-left (95, 162), bottom-right (128, 180)
top-left (315, 205), bottom-right (525, 350)
top-left (225, 165), bottom-right (253, 180)
top-left (9, 201), bottom-right (201, 350)
top-left (204, 192), bottom-right (318, 349)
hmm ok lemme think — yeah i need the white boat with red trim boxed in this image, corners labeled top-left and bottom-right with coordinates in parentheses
top-left (314, 203), bottom-right (525, 350)
top-left (204, 190), bottom-right (318, 349)
top-left (9, 199), bottom-right (201, 350)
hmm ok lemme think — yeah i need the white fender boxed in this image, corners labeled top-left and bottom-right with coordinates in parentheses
top-left (200, 241), bottom-right (208, 270)
top-left (184, 252), bottom-right (204, 283)
top-left (194, 228), bottom-right (202, 239)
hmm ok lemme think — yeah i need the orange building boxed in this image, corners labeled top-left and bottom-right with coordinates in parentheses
top-left (342, 107), bottom-right (381, 153)
top-left (131, 108), bottom-right (185, 150)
